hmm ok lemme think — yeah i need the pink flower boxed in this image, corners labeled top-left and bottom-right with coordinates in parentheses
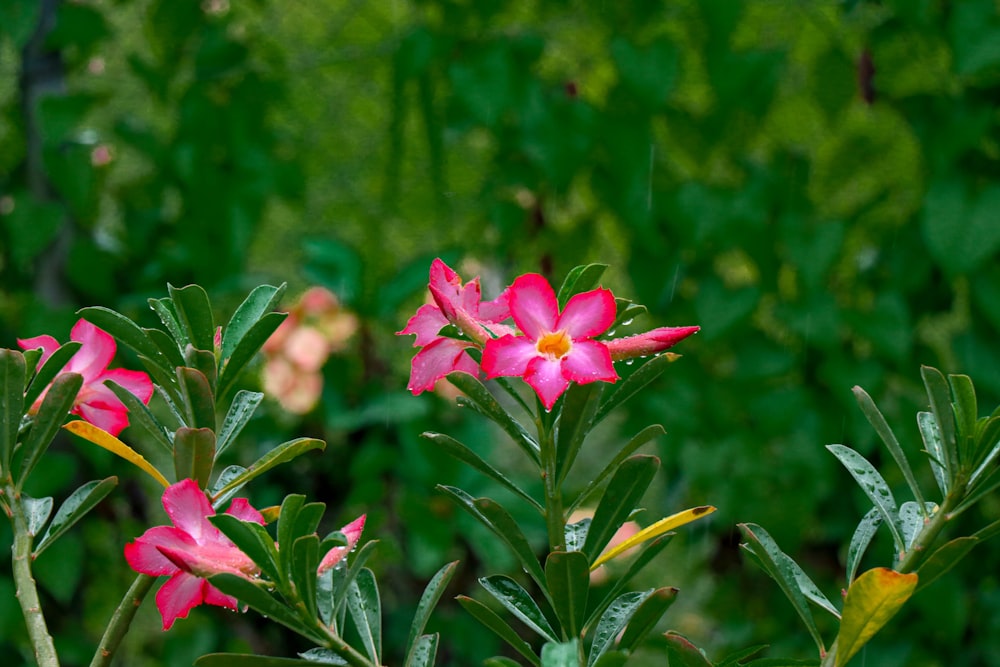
top-left (481, 274), bottom-right (618, 410)
top-left (317, 514), bottom-right (366, 574)
top-left (18, 319), bottom-right (154, 436)
top-left (397, 259), bottom-right (512, 395)
top-left (124, 479), bottom-right (265, 630)
top-left (605, 326), bottom-right (700, 361)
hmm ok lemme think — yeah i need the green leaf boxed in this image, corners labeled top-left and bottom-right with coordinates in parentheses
top-left (917, 412), bottom-right (948, 497)
top-left (211, 465), bottom-right (248, 508)
top-left (582, 455), bottom-right (659, 562)
top-left (422, 432), bottom-right (542, 513)
top-left (23, 341), bottom-right (81, 408)
top-left (210, 514), bottom-right (283, 586)
top-left (331, 540), bottom-right (379, 627)
top-left (457, 596), bottom-right (540, 667)
top-left (662, 631), bottom-right (713, 667)
top-left (846, 508), bottom-right (882, 586)
top-left (448, 373), bottom-right (540, 465)
top-left (105, 381), bottom-right (173, 454)
top-left (207, 573), bottom-right (325, 644)
top-left (217, 391), bottom-right (264, 456)
top-left (405, 561), bottom-right (458, 665)
top-left (545, 551), bottom-right (589, 638)
top-left (738, 523), bottom-right (826, 654)
top-left (346, 568), bottom-right (381, 664)
top-left (826, 444), bottom-right (904, 553)
top-left (148, 296), bottom-right (189, 352)
top-left (34, 477), bottom-right (117, 556)
top-left (616, 587), bottom-right (678, 653)
top-left (437, 485), bottom-right (547, 591)
top-left (555, 381), bottom-right (604, 486)
top-left (18, 372), bottom-right (82, 482)
top-left (899, 501), bottom-right (938, 551)
top-left (169, 283), bottom-right (216, 351)
top-left (22, 495), bottom-right (53, 537)
top-left (212, 438), bottom-right (325, 502)
top-left (479, 575), bottom-right (559, 643)
top-left (921, 366), bottom-right (957, 483)
top-left (741, 660), bottom-right (820, 666)
top-left (588, 590), bottom-right (651, 667)
top-left (483, 659), bottom-right (524, 667)
top-left (921, 179), bottom-right (1000, 276)
top-left (222, 284), bottom-right (287, 361)
top-left (405, 634), bottom-right (439, 667)
top-left (836, 568), bottom-right (917, 667)
top-left (196, 655), bottom-right (340, 667)
top-left (78, 306), bottom-right (171, 374)
top-left (853, 386), bottom-right (926, 512)
top-left (568, 424), bottom-right (665, 514)
top-left (591, 651), bottom-right (628, 667)
top-left (915, 536), bottom-right (978, 593)
top-left (541, 638), bottom-right (579, 667)
top-left (715, 644), bottom-right (768, 667)
top-left (585, 535), bottom-right (674, 630)
top-left (145, 326), bottom-right (186, 369)
top-left (218, 311), bottom-right (288, 401)
top-left (291, 534), bottom-right (320, 620)
top-left (594, 354), bottom-right (680, 425)
top-left (1, 349), bottom-right (26, 469)
top-left (556, 264), bottom-right (608, 309)
top-left (173, 427), bottom-right (217, 489)
top-left (177, 367), bottom-right (216, 429)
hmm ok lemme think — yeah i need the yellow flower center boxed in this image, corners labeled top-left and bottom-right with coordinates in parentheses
top-left (536, 330), bottom-right (572, 360)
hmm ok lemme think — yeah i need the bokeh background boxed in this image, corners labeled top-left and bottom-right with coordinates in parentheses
top-left (2, 0), bottom-right (1000, 665)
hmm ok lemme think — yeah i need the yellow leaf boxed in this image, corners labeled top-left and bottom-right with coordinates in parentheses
top-left (590, 505), bottom-right (716, 571)
top-left (836, 567), bottom-right (918, 667)
top-left (64, 420), bottom-right (170, 488)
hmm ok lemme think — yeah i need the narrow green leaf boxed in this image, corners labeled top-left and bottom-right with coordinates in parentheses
top-left (917, 411), bottom-right (948, 497)
top-left (177, 367), bottom-right (215, 429)
top-left (1, 349), bottom-right (26, 469)
top-left (208, 573), bottom-right (325, 644)
top-left (406, 561), bottom-right (458, 664)
top-left (836, 568), bottom-right (917, 667)
top-left (921, 366), bottom-right (957, 483)
top-left (173, 427), bottom-right (217, 489)
top-left (291, 534), bottom-right (320, 620)
top-left (185, 346), bottom-right (219, 395)
top-left (565, 517), bottom-right (589, 552)
top-left (212, 438), bottom-right (325, 501)
top-left (23, 341), bottom-right (81, 408)
top-left (582, 455), bottom-right (659, 562)
top-left (169, 283), bottom-right (216, 351)
top-left (738, 523), bottom-right (825, 654)
top-left (899, 501), bottom-right (937, 551)
top-left (196, 655), bottom-right (339, 667)
top-left (846, 508), bottom-right (882, 586)
top-left (617, 586), bottom-right (678, 653)
top-left (145, 327), bottom-right (186, 369)
top-left (609, 300), bottom-right (648, 332)
top-left (715, 644), bottom-right (768, 667)
top-left (974, 517), bottom-right (1000, 543)
top-left (405, 634), bottom-right (439, 667)
top-left (448, 373), bottom-right (540, 464)
top-left (591, 651), bottom-right (628, 667)
top-left (594, 354), bottom-right (680, 426)
top-left (915, 536), bottom-right (978, 593)
top-left (18, 372), bottom-right (82, 482)
top-left (422, 432), bottom-right (542, 513)
top-left (457, 596), bottom-right (540, 667)
top-left (218, 311), bottom-right (287, 402)
top-left (826, 444), bottom-right (904, 553)
top-left (484, 658), bottom-right (524, 667)
top-left (34, 477), bottom-right (117, 556)
top-left (211, 465), bottom-right (248, 508)
top-left (545, 551), bottom-right (589, 638)
top-left (555, 381), bottom-right (604, 485)
top-left (588, 590), bottom-right (651, 667)
top-left (22, 495), bottom-right (53, 537)
top-left (149, 296), bottom-right (188, 352)
top-left (662, 631), bottom-right (713, 667)
top-left (210, 514), bottom-right (283, 586)
top-left (222, 284), bottom-right (287, 361)
top-left (437, 485), bottom-right (547, 591)
top-left (970, 416), bottom-right (1000, 486)
top-left (479, 575), bottom-right (558, 643)
top-left (78, 306), bottom-right (170, 371)
top-left (541, 638), bottom-right (579, 667)
top-left (853, 386), bottom-right (926, 513)
top-left (105, 381), bottom-right (173, 453)
top-left (585, 535), bottom-right (674, 631)
top-left (568, 424), bottom-right (665, 515)
top-left (949, 374), bottom-right (977, 442)
top-left (217, 391), bottom-right (264, 456)
top-left (297, 647), bottom-right (349, 664)
top-left (346, 568), bottom-right (381, 664)
top-left (556, 264), bottom-right (608, 309)
top-left (332, 540), bottom-right (379, 625)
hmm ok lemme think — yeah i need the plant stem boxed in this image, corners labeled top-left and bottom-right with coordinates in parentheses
top-left (89, 573), bottom-right (156, 667)
top-left (538, 408), bottom-right (565, 553)
top-left (318, 624), bottom-right (382, 667)
top-left (6, 480), bottom-right (60, 667)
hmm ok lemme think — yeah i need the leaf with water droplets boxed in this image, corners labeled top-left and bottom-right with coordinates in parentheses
top-left (587, 590), bottom-right (651, 667)
top-left (479, 575), bottom-right (558, 643)
top-left (836, 568), bottom-right (917, 667)
top-left (826, 444), bottom-right (904, 553)
top-left (846, 507), bottom-right (881, 586)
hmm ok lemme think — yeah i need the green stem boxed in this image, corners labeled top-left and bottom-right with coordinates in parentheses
top-left (6, 480), bottom-right (60, 667)
top-left (89, 573), bottom-right (156, 667)
top-left (538, 407), bottom-right (565, 553)
top-left (318, 624), bottom-right (381, 667)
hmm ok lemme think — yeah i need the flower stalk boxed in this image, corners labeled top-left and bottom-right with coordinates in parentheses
top-left (89, 574), bottom-right (156, 667)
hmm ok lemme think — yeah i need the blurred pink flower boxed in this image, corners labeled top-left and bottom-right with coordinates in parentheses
top-left (605, 326), bottom-right (700, 361)
top-left (481, 274), bottom-right (618, 409)
top-left (568, 509), bottom-right (641, 585)
top-left (317, 514), bottom-right (366, 574)
top-left (124, 479), bottom-right (265, 630)
top-left (18, 319), bottom-right (153, 436)
top-left (262, 357), bottom-right (323, 414)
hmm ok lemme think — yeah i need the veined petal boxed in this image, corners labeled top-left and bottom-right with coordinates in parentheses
top-left (398, 303), bottom-right (449, 348)
top-left (74, 398), bottom-right (130, 438)
top-left (226, 497), bottom-right (266, 525)
top-left (524, 356), bottom-right (570, 410)
top-left (507, 274), bottom-right (558, 340)
top-left (478, 288), bottom-right (511, 323)
top-left (162, 479), bottom-right (217, 544)
top-left (561, 340), bottom-right (618, 384)
top-left (156, 572), bottom-right (207, 630)
top-left (17, 334), bottom-right (61, 365)
top-left (67, 320), bottom-right (117, 381)
top-left (407, 338), bottom-right (477, 394)
top-left (481, 335), bottom-right (537, 378)
top-left (202, 583), bottom-right (240, 612)
top-left (428, 258), bottom-right (465, 319)
top-left (124, 526), bottom-right (194, 576)
top-left (100, 368), bottom-right (155, 404)
top-left (558, 288), bottom-right (616, 339)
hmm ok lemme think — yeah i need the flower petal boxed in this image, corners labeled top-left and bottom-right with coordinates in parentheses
top-left (397, 303), bottom-right (449, 347)
top-left (202, 583), bottom-right (240, 612)
top-left (557, 288), bottom-right (616, 339)
top-left (226, 497), bottom-right (266, 525)
top-left (156, 572), bottom-right (207, 630)
top-left (478, 288), bottom-right (511, 323)
top-left (67, 320), bottom-right (117, 381)
top-left (406, 338), bottom-right (478, 394)
top-left (318, 514), bottom-right (366, 574)
top-left (523, 356), bottom-right (570, 410)
top-left (428, 258), bottom-right (466, 319)
top-left (17, 334), bottom-right (61, 365)
top-left (100, 368), bottom-right (155, 404)
top-left (73, 389), bottom-right (131, 437)
top-left (507, 274), bottom-right (558, 340)
top-left (481, 335), bottom-right (538, 378)
top-left (162, 479), bottom-right (217, 544)
top-left (124, 526), bottom-right (194, 576)
top-left (561, 340), bottom-right (618, 384)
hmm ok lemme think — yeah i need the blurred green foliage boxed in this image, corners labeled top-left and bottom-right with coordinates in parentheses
top-left (2, 0), bottom-right (1000, 665)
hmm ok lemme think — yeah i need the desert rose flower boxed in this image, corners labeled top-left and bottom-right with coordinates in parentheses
top-left (124, 479), bottom-right (265, 630)
top-left (605, 325), bottom-right (700, 361)
top-left (18, 319), bottom-right (153, 436)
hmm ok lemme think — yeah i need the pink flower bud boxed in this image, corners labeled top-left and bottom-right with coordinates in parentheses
top-left (605, 326), bottom-right (699, 362)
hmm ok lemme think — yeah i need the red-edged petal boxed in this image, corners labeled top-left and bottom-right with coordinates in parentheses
top-left (406, 338), bottom-right (478, 394)
top-left (100, 368), bottom-right (154, 404)
top-left (561, 340), bottom-right (618, 384)
top-left (226, 497), bottom-right (265, 525)
top-left (523, 357), bottom-right (570, 410)
top-left (557, 287), bottom-right (616, 339)
top-left (397, 303), bottom-right (449, 347)
top-left (124, 526), bottom-right (194, 576)
top-left (428, 259), bottom-right (464, 319)
top-left (155, 572), bottom-right (207, 630)
top-left (507, 274), bottom-right (558, 340)
top-left (202, 583), bottom-right (240, 612)
top-left (481, 335), bottom-right (538, 378)
top-left (162, 479), bottom-right (217, 543)
top-left (16, 334), bottom-right (61, 364)
top-left (67, 320), bottom-right (116, 381)
top-left (478, 287), bottom-right (510, 323)
top-left (318, 514), bottom-right (366, 574)
top-left (73, 386), bottom-right (130, 436)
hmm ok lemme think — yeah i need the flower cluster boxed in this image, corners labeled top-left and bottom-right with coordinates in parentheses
top-left (398, 259), bottom-right (699, 409)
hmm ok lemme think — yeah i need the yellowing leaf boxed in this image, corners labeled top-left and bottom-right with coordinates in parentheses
top-left (590, 505), bottom-right (715, 571)
top-left (836, 567), bottom-right (917, 667)
top-left (64, 420), bottom-right (170, 488)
